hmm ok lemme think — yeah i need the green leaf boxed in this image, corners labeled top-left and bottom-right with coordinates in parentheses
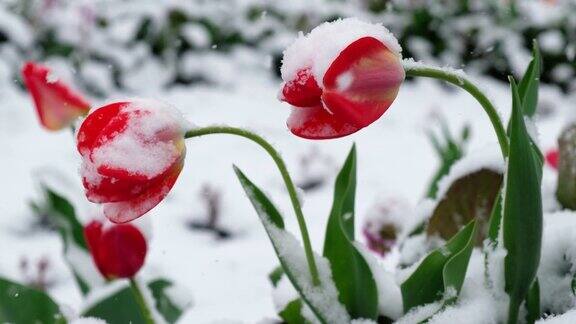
top-left (83, 278), bottom-right (190, 323)
top-left (487, 191), bottom-right (503, 244)
top-left (322, 145), bottom-right (378, 319)
top-left (503, 78), bottom-right (543, 324)
top-left (518, 41), bottom-right (541, 118)
top-left (42, 186), bottom-right (92, 295)
top-left (401, 220), bottom-right (476, 312)
top-left (234, 166), bottom-right (349, 324)
top-left (279, 299), bottom-right (306, 324)
top-left (268, 265), bottom-right (284, 287)
top-left (0, 277), bottom-right (64, 324)
top-left (525, 279), bottom-right (540, 324)
top-left (427, 168), bottom-right (502, 246)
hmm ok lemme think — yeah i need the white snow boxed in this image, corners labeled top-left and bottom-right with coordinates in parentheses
top-left (281, 18), bottom-right (402, 86)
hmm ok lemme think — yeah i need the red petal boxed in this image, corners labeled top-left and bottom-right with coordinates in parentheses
top-left (83, 220), bottom-right (108, 276)
top-left (281, 68), bottom-right (323, 108)
top-left (98, 224), bottom-right (147, 278)
top-left (287, 105), bottom-right (359, 139)
top-left (22, 62), bottom-right (90, 131)
top-left (322, 37), bottom-right (404, 128)
top-left (77, 102), bottom-right (127, 156)
top-left (103, 157), bottom-right (184, 223)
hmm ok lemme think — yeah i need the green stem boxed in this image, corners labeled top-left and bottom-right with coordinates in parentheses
top-left (184, 126), bottom-right (320, 286)
top-left (129, 277), bottom-right (155, 324)
top-left (403, 61), bottom-right (509, 158)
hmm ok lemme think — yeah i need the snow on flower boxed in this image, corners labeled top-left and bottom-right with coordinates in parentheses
top-left (279, 18), bottom-right (405, 139)
top-left (21, 61), bottom-right (91, 131)
top-left (77, 99), bottom-right (187, 223)
top-left (84, 219), bottom-right (147, 279)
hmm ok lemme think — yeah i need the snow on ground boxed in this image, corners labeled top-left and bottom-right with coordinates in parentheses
top-left (0, 62), bottom-right (570, 322)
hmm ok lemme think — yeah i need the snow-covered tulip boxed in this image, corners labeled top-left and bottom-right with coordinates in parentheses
top-left (280, 18), bottom-right (405, 139)
top-left (77, 100), bottom-right (186, 223)
top-left (545, 148), bottom-right (559, 170)
top-left (84, 220), bottom-right (147, 279)
top-left (21, 61), bottom-right (90, 131)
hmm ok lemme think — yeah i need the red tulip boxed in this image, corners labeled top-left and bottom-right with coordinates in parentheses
top-left (545, 149), bottom-right (559, 170)
top-left (77, 100), bottom-right (186, 223)
top-left (84, 220), bottom-right (147, 279)
top-left (280, 18), bottom-right (405, 139)
top-left (21, 61), bottom-right (90, 131)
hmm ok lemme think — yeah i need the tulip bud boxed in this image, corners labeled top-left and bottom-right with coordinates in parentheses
top-left (77, 99), bottom-right (186, 223)
top-left (21, 62), bottom-right (90, 131)
top-left (280, 18), bottom-right (404, 139)
top-left (84, 220), bottom-right (147, 279)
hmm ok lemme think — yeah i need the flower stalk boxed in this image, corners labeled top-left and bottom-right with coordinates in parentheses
top-left (185, 126), bottom-right (321, 286)
top-left (403, 61), bottom-right (509, 158)
top-left (129, 278), bottom-right (155, 324)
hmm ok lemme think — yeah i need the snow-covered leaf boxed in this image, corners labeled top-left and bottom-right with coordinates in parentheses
top-left (0, 277), bottom-right (64, 324)
top-left (503, 78), bottom-right (543, 324)
top-left (234, 166), bottom-right (350, 324)
top-left (401, 220), bottom-right (476, 313)
top-left (323, 145), bottom-right (378, 319)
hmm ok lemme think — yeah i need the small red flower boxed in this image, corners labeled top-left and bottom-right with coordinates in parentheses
top-left (280, 19), bottom-right (405, 139)
top-left (21, 61), bottom-right (90, 131)
top-left (77, 100), bottom-right (186, 223)
top-left (545, 149), bottom-right (559, 170)
top-left (84, 220), bottom-right (147, 279)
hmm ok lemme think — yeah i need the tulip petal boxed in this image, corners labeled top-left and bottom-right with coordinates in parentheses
top-left (22, 62), bottom-right (90, 131)
top-left (322, 37), bottom-right (404, 128)
top-left (77, 102), bottom-right (126, 156)
top-left (281, 68), bottom-right (323, 108)
top-left (98, 224), bottom-right (147, 278)
top-left (287, 105), bottom-right (359, 139)
top-left (102, 158), bottom-right (184, 223)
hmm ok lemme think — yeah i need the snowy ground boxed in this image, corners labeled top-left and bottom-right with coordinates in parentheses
top-left (0, 64), bottom-right (571, 322)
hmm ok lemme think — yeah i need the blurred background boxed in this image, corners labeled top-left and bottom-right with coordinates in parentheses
top-left (0, 0), bottom-right (574, 323)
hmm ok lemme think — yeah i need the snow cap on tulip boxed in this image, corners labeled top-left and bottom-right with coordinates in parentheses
top-left (84, 219), bottom-right (147, 279)
top-left (280, 18), bottom-right (405, 139)
top-left (21, 61), bottom-right (90, 131)
top-left (77, 99), bottom-right (187, 223)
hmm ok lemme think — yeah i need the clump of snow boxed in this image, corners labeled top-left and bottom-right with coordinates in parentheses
top-left (539, 211), bottom-right (576, 314)
top-left (90, 99), bottom-right (186, 180)
top-left (537, 309), bottom-right (576, 323)
top-left (281, 18), bottom-right (402, 85)
top-left (165, 282), bottom-right (195, 310)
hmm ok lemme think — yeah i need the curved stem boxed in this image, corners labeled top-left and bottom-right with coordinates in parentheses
top-left (403, 61), bottom-right (509, 158)
top-left (185, 126), bottom-right (320, 286)
top-left (129, 277), bottom-right (155, 324)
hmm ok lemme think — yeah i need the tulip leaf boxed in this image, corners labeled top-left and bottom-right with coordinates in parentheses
top-left (234, 166), bottom-right (349, 324)
top-left (518, 42), bottom-right (541, 118)
top-left (41, 186), bottom-right (93, 295)
top-left (82, 278), bottom-right (191, 323)
top-left (525, 279), bottom-right (540, 324)
top-left (279, 299), bottom-right (306, 324)
top-left (269, 265), bottom-right (284, 287)
top-left (322, 145), bottom-right (378, 319)
top-left (0, 277), bottom-right (64, 324)
top-left (427, 168), bottom-right (502, 246)
top-left (487, 191), bottom-right (503, 244)
top-left (401, 220), bottom-right (476, 312)
top-left (502, 78), bottom-right (543, 324)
